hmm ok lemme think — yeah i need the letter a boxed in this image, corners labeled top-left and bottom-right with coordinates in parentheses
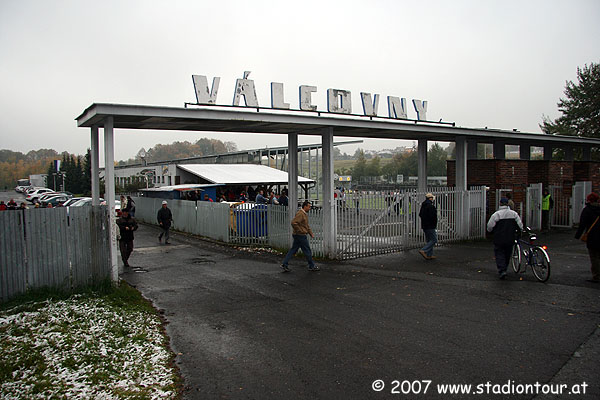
top-left (233, 71), bottom-right (259, 107)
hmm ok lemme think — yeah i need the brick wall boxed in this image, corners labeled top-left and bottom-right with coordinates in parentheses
top-left (447, 160), bottom-right (599, 192)
top-left (574, 162), bottom-right (600, 192)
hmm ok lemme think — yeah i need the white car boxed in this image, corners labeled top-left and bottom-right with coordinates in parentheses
top-left (71, 198), bottom-right (105, 207)
top-left (26, 188), bottom-right (55, 203)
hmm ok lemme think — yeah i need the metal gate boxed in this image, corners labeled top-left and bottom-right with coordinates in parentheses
top-left (335, 187), bottom-right (487, 260)
top-left (549, 185), bottom-right (572, 228)
top-left (572, 181), bottom-right (592, 226)
top-left (526, 183), bottom-right (542, 230)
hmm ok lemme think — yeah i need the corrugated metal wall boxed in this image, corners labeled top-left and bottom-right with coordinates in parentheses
top-left (0, 211), bottom-right (26, 301)
top-left (0, 206), bottom-right (111, 302)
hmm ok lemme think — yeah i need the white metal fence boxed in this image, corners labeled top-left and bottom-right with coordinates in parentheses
top-left (336, 187), bottom-right (487, 259)
top-left (526, 183), bottom-right (542, 230)
top-left (571, 181), bottom-right (592, 227)
top-left (132, 186), bottom-right (487, 261)
top-left (1, 206), bottom-right (111, 302)
top-left (550, 185), bottom-right (572, 228)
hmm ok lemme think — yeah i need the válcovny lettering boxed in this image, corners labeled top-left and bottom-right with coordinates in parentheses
top-left (192, 71), bottom-right (428, 121)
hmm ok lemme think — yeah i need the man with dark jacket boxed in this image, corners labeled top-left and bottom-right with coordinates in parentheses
top-left (575, 192), bottom-right (600, 283)
top-left (418, 193), bottom-right (438, 260)
top-left (157, 200), bottom-right (173, 244)
top-left (116, 209), bottom-right (138, 268)
top-left (487, 197), bottom-right (523, 279)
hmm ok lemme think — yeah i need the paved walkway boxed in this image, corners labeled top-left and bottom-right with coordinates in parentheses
top-left (123, 224), bottom-right (599, 400)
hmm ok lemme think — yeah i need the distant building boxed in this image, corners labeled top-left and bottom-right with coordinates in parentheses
top-left (29, 174), bottom-right (47, 188)
top-left (139, 164), bottom-right (314, 201)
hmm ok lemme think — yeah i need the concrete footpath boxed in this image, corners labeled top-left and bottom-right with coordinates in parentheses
top-left (122, 224), bottom-right (599, 400)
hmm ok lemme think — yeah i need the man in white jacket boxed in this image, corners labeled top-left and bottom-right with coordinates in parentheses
top-left (487, 197), bottom-right (524, 280)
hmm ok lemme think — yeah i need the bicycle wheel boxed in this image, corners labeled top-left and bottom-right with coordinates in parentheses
top-left (531, 247), bottom-right (551, 282)
top-left (510, 242), bottom-right (521, 273)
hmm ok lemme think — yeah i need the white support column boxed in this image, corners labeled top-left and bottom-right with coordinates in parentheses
top-left (455, 137), bottom-right (467, 191)
top-left (316, 147), bottom-right (320, 201)
top-left (418, 139), bottom-right (428, 192)
top-left (103, 116), bottom-right (119, 282)
top-left (91, 126), bottom-right (100, 205)
top-left (288, 133), bottom-right (298, 240)
top-left (455, 136), bottom-right (469, 238)
top-left (321, 127), bottom-right (336, 258)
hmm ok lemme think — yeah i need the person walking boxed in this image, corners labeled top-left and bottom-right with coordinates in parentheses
top-left (157, 200), bottom-right (173, 244)
top-left (487, 197), bottom-right (523, 280)
top-left (280, 200), bottom-right (319, 272)
top-left (574, 192), bottom-right (600, 283)
top-left (541, 188), bottom-right (554, 232)
top-left (418, 193), bottom-right (438, 260)
top-left (125, 196), bottom-right (136, 217)
top-left (116, 208), bottom-right (138, 268)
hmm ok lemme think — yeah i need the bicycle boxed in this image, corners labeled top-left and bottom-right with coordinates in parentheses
top-left (510, 228), bottom-right (551, 282)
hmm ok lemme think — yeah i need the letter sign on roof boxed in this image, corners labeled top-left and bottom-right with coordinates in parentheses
top-left (271, 82), bottom-right (290, 109)
top-left (327, 89), bottom-right (352, 114)
top-left (190, 72), bottom-right (431, 122)
top-left (299, 85), bottom-right (318, 111)
top-left (233, 71), bottom-right (259, 107)
top-left (192, 75), bottom-right (220, 105)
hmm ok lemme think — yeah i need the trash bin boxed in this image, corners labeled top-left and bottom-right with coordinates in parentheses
top-left (235, 204), bottom-right (268, 237)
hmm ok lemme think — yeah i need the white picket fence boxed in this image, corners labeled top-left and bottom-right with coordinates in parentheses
top-left (132, 186), bottom-right (486, 260)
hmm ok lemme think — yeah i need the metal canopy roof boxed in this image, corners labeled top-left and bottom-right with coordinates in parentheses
top-left (178, 164), bottom-right (314, 185)
top-left (76, 103), bottom-right (600, 147)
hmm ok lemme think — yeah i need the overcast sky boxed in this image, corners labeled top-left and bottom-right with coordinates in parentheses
top-left (1, 0), bottom-right (599, 161)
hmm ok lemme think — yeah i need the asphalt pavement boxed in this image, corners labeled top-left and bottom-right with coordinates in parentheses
top-left (121, 219), bottom-right (600, 400)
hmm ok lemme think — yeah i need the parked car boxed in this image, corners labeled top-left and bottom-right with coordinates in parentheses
top-left (71, 198), bottom-right (105, 207)
top-left (41, 195), bottom-right (70, 207)
top-left (63, 197), bottom-right (86, 207)
top-left (26, 187), bottom-right (45, 195)
top-left (38, 192), bottom-right (73, 202)
top-left (26, 188), bottom-right (55, 203)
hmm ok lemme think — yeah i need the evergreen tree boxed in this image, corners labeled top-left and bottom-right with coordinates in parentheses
top-left (541, 62), bottom-right (600, 139)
